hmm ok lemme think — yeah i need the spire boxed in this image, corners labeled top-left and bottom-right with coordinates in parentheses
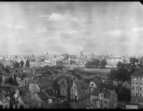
top-left (81, 46), bottom-right (82, 52)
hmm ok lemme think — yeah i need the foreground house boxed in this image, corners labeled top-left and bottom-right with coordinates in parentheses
top-left (70, 98), bottom-right (94, 109)
top-left (29, 80), bottom-right (40, 96)
top-left (90, 88), bottom-right (117, 109)
top-left (53, 76), bottom-right (68, 97)
top-left (70, 80), bottom-right (90, 101)
top-left (89, 78), bottom-right (102, 93)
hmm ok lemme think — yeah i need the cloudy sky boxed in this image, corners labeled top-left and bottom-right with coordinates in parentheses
top-left (0, 2), bottom-right (143, 56)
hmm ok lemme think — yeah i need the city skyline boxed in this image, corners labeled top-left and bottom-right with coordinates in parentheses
top-left (0, 2), bottom-right (143, 56)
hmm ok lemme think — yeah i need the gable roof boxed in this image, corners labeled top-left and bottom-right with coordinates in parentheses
top-left (18, 85), bottom-right (29, 96)
top-left (44, 89), bottom-right (56, 97)
top-left (104, 89), bottom-right (112, 98)
top-left (132, 70), bottom-right (143, 77)
top-left (70, 102), bottom-right (79, 109)
top-left (92, 78), bottom-right (102, 85)
top-left (74, 80), bottom-right (89, 90)
top-left (37, 91), bottom-right (49, 101)
top-left (91, 88), bottom-right (115, 99)
top-left (70, 99), bottom-right (94, 109)
top-left (91, 88), bottom-right (100, 96)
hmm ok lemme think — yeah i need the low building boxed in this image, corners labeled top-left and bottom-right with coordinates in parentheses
top-left (90, 88), bottom-right (117, 109)
top-left (122, 81), bottom-right (131, 90)
top-left (70, 80), bottom-right (90, 101)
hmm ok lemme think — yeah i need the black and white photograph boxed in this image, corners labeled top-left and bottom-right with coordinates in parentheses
top-left (0, 2), bottom-right (143, 109)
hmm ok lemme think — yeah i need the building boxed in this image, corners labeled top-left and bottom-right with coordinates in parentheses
top-left (90, 88), bottom-right (117, 109)
top-left (53, 77), bottom-right (68, 97)
top-left (131, 70), bottom-right (143, 104)
top-left (122, 81), bottom-right (131, 90)
top-left (80, 46), bottom-right (84, 58)
top-left (70, 80), bottom-right (90, 101)
top-left (89, 78), bottom-right (102, 93)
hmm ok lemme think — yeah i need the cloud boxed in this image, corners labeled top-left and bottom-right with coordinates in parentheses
top-left (47, 13), bottom-right (81, 24)
top-left (115, 15), bottom-right (118, 19)
top-left (36, 27), bottom-right (47, 33)
top-left (0, 19), bottom-right (13, 28)
top-left (130, 18), bottom-right (135, 22)
top-left (131, 27), bottom-right (143, 33)
top-left (103, 30), bottom-right (123, 36)
top-left (15, 24), bottom-right (25, 29)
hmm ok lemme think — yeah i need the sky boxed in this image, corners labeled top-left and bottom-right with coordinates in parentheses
top-left (0, 2), bottom-right (143, 56)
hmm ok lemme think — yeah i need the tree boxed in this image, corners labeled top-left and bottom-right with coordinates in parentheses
top-left (70, 60), bottom-right (76, 65)
top-left (32, 54), bottom-right (35, 59)
top-left (109, 67), bottom-right (130, 83)
top-left (129, 57), bottom-right (138, 67)
top-left (100, 59), bottom-right (107, 68)
top-left (108, 69), bottom-right (118, 81)
top-left (92, 59), bottom-right (100, 68)
top-left (25, 59), bottom-right (30, 68)
top-left (14, 62), bottom-right (20, 68)
top-left (117, 62), bottom-right (125, 68)
top-left (20, 60), bottom-right (24, 68)
top-left (117, 67), bottom-right (130, 82)
top-left (139, 57), bottom-right (143, 68)
top-left (0, 76), bottom-right (2, 84)
top-left (115, 85), bottom-right (131, 101)
top-left (0, 62), bottom-right (4, 68)
top-left (85, 61), bottom-right (92, 68)
top-left (6, 77), bottom-right (15, 84)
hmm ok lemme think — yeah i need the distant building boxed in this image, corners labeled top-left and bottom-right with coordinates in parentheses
top-left (80, 46), bottom-right (84, 58)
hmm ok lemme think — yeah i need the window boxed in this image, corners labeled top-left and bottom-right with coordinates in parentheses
top-left (132, 86), bottom-right (134, 89)
top-left (136, 93), bottom-right (138, 96)
top-left (140, 94), bottom-right (142, 97)
top-left (104, 101), bottom-right (107, 104)
top-left (140, 87), bottom-right (142, 90)
top-left (100, 94), bottom-right (103, 97)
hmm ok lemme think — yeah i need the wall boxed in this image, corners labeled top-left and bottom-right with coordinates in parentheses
top-left (90, 95), bottom-right (99, 108)
top-left (131, 77), bottom-right (143, 103)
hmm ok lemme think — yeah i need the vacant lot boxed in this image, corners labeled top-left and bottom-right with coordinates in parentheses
top-left (83, 68), bottom-right (111, 73)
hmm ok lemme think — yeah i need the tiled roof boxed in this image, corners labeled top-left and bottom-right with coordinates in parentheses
top-left (44, 89), bottom-right (56, 97)
top-left (70, 102), bottom-right (79, 109)
top-left (91, 88), bottom-right (100, 96)
top-left (132, 70), bottom-right (143, 77)
top-left (75, 80), bottom-right (89, 90)
top-left (29, 79), bottom-right (38, 84)
top-left (70, 99), bottom-right (94, 109)
top-left (37, 91), bottom-right (49, 101)
top-left (92, 78), bottom-right (102, 85)
top-left (91, 88), bottom-right (113, 99)
top-left (18, 85), bottom-right (29, 96)
top-left (78, 99), bottom-right (94, 108)
top-left (104, 89), bottom-right (112, 98)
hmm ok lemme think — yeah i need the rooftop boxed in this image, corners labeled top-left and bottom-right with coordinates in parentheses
top-left (91, 88), bottom-right (115, 99)
top-left (132, 70), bottom-right (143, 77)
top-left (75, 80), bottom-right (89, 90)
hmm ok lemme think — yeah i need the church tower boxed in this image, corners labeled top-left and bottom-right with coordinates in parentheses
top-left (80, 46), bottom-right (84, 58)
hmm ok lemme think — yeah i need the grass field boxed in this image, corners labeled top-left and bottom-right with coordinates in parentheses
top-left (83, 68), bottom-right (111, 73)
